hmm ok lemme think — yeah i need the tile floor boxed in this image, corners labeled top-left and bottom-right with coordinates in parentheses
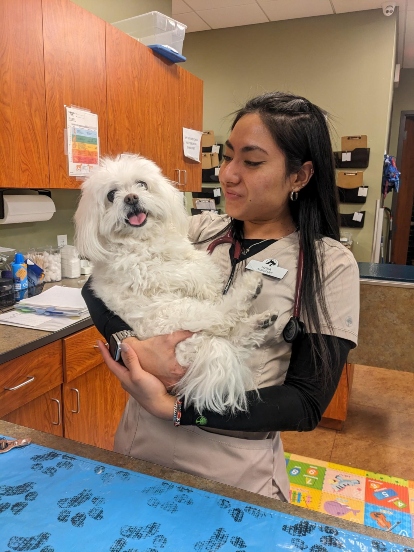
top-left (281, 364), bottom-right (414, 481)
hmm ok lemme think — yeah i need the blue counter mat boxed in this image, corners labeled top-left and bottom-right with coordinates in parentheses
top-left (0, 437), bottom-right (408, 552)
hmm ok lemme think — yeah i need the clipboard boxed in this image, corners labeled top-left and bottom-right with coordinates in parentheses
top-left (341, 135), bottom-right (367, 151)
top-left (337, 171), bottom-right (363, 189)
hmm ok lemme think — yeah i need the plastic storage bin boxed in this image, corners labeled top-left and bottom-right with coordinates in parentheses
top-left (113, 11), bottom-right (187, 55)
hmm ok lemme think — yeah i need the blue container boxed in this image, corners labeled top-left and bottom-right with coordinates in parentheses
top-left (11, 252), bottom-right (28, 301)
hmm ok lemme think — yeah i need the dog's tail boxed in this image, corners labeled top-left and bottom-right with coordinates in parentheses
top-left (173, 335), bottom-right (256, 415)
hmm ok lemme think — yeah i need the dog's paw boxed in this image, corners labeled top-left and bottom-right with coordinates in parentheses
top-left (256, 312), bottom-right (278, 330)
top-left (241, 272), bottom-right (263, 301)
top-left (252, 278), bottom-right (263, 300)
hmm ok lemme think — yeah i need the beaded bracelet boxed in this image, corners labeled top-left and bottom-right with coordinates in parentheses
top-left (173, 398), bottom-right (182, 427)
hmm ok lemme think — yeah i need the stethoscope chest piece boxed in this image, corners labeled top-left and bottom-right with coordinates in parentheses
top-left (282, 243), bottom-right (305, 343)
top-left (283, 316), bottom-right (305, 343)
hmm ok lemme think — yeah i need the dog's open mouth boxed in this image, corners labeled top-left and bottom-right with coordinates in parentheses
top-left (126, 210), bottom-right (148, 227)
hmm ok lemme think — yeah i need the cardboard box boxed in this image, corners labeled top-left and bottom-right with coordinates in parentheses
top-left (202, 130), bottom-right (215, 147)
top-left (341, 135), bottom-right (368, 151)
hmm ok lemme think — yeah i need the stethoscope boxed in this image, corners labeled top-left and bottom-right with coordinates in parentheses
top-left (206, 229), bottom-right (306, 343)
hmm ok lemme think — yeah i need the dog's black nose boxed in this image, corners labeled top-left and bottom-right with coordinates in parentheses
top-left (124, 193), bottom-right (139, 205)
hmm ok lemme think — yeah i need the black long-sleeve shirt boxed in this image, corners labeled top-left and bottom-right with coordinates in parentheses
top-left (82, 278), bottom-right (351, 432)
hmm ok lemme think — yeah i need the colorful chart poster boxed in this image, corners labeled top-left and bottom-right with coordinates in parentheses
top-left (66, 106), bottom-right (99, 176)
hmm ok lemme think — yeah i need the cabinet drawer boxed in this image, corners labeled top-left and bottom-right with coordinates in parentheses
top-left (0, 341), bottom-right (63, 417)
top-left (63, 325), bottom-right (103, 382)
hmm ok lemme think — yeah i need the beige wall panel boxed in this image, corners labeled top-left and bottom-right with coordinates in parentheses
top-left (182, 10), bottom-right (397, 262)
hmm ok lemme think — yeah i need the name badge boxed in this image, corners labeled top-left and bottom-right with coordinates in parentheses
top-left (246, 259), bottom-right (288, 280)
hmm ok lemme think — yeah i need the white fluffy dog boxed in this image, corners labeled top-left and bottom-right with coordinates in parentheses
top-left (74, 155), bottom-right (277, 414)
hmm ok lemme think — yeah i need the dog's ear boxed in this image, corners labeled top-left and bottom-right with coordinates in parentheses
top-left (74, 180), bottom-right (109, 263)
top-left (163, 177), bottom-right (190, 236)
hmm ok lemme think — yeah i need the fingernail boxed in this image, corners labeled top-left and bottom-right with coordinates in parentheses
top-left (120, 343), bottom-right (129, 352)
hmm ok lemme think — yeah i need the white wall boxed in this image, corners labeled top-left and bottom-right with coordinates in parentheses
top-left (182, 10), bottom-right (397, 261)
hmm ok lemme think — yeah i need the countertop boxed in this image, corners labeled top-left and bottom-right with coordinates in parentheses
top-left (0, 278), bottom-right (93, 365)
top-left (1, 420), bottom-right (413, 549)
top-left (358, 262), bottom-right (414, 288)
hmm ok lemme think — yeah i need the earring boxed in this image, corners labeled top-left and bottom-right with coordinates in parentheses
top-left (290, 190), bottom-right (298, 202)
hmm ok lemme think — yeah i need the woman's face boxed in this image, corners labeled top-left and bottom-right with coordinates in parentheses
top-left (219, 113), bottom-right (297, 226)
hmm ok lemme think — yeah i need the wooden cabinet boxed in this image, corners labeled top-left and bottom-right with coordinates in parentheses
top-left (0, 0), bottom-right (49, 189)
top-left (175, 67), bottom-right (204, 191)
top-left (0, 341), bottom-right (63, 419)
top-left (42, 0), bottom-right (107, 189)
top-left (1, 0), bottom-right (202, 191)
top-left (62, 326), bottom-right (128, 450)
top-left (63, 363), bottom-right (127, 450)
top-left (3, 386), bottom-right (63, 437)
top-left (106, 24), bottom-right (203, 191)
top-left (320, 363), bottom-right (354, 430)
top-left (1, 326), bottom-right (127, 450)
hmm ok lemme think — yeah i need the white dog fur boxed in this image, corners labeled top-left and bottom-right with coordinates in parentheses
top-left (74, 154), bottom-right (277, 414)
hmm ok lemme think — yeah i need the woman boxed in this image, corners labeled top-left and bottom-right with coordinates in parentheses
top-left (85, 92), bottom-right (359, 501)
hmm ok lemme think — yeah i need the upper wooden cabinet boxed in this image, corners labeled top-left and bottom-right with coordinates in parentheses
top-left (0, 0), bottom-right (202, 191)
top-left (0, 0), bottom-right (49, 189)
top-left (106, 24), bottom-right (202, 192)
top-left (42, 0), bottom-right (107, 189)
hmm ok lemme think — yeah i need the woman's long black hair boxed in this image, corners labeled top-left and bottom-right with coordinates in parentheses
top-left (230, 92), bottom-right (341, 382)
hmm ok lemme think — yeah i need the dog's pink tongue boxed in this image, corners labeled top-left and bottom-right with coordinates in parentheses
top-left (128, 213), bottom-right (147, 226)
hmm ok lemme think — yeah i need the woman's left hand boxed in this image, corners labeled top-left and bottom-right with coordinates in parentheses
top-left (97, 340), bottom-right (175, 420)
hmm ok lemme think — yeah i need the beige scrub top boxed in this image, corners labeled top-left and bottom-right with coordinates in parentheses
top-left (114, 213), bottom-right (360, 501)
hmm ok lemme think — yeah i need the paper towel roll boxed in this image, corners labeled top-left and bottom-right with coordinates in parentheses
top-left (0, 195), bottom-right (56, 224)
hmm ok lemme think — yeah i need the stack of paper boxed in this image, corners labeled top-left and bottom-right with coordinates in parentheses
top-left (16, 286), bottom-right (88, 316)
top-left (0, 286), bottom-right (90, 332)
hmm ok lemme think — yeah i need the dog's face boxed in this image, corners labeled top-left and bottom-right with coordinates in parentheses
top-left (74, 155), bottom-right (189, 262)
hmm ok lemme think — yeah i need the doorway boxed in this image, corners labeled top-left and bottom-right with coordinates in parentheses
top-left (393, 112), bottom-right (414, 265)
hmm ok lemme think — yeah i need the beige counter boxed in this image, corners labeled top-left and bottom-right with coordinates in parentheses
top-left (348, 280), bottom-right (414, 372)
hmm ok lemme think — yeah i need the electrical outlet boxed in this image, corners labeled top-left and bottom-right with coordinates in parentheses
top-left (57, 234), bottom-right (67, 248)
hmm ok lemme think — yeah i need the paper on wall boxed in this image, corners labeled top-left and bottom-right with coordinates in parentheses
top-left (183, 128), bottom-right (202, 162)
top-left (66, 106), bottom-right (99, 176)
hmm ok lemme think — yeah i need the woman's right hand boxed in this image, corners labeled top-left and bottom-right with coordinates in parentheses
top-left (122, 331), bottom-right (193, 389)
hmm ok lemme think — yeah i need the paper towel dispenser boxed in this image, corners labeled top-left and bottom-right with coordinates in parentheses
top-left (0, 193), bottom-right (56, 224)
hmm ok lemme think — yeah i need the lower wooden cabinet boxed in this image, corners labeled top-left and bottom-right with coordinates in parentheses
top-left (1, 326), bottom-right (127, 450)
top-left (63, 362), bottom-right (127, 450)
top-left (3, 385), bottom-right (63, 437)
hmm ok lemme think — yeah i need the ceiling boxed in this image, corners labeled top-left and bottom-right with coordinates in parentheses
top-left (172, 0), bottom-right (414, 69)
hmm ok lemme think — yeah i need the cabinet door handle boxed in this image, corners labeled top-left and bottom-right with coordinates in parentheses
top-left (181, 169), bottom-right (187, 185)
top-left (4, 376), bottom-right (35, 391)
top-left (174, 168), bottom-right (181, 185)
top-left (51, 398), bottom-right (61, 426)
top-left (70, 388), bottom-right (80, 414)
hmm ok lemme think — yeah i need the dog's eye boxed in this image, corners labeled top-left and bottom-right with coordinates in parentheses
top-left (107, 190), bottom-right (116, 203)
top-left (135, 180), bottom-right (148, 190)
